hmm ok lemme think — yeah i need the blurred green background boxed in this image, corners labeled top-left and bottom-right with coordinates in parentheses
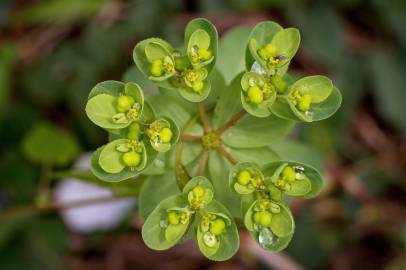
top-left (1, 0), bottom-right (406, 269)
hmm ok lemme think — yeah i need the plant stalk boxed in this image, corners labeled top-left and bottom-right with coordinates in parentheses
top-left (216, 109), bottom-right (246, 135)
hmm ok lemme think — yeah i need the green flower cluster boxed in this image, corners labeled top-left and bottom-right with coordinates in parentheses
top-left (242, 22), bottom-right (342, 121)
top-left (230, 161), bottom-right (323, 251)
top-left (84, 18), bottom-right (343, 261)
top-left (142, 177), bottom-right (239, 261)
top-left (85, 81), bottom-right (179, 181)
top-left (133, 19), bottom-right (218, 103)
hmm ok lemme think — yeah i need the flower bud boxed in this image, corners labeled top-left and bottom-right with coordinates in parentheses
top-left (247, 86), bottom-right (263, 104)
top-left (237, 170), bottom-right (251, 185)
top-left (122, 151), bottom-right (141, 167)
top-left (192, 81), bottom-right (204, 93)
top-left (265, 43), bottom-right (277, 56)
top-left (297, 94), bottom-right (312, 112)
top-left (117, 95), bottom-right (135, 113)
top-left (192, 185), bottom-right (205, 197)
top-left (209, 219), bottom-right (226, 235)
top-left (160, 127), bottom-right (173, 143)
top-left (281, 166), bottom-right (296, 182)
top-left (198, 48), bottom-right (212, 61)
top-left (253, 211), bottom-right (272, 226)
top-left (150, 59), bottom-right (163, 77)
top-left (167, 211), bottom-right (180, 225)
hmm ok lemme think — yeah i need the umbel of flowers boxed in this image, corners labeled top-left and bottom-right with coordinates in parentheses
top-left (84, 18), bottom-right (342, 260)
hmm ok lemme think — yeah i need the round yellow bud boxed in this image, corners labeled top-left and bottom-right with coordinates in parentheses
top-left (122, 151), bottom-right (141, 167)
top-left (192, 185), bottom-right (205, 197)
top-left (282, 166), bottom-right (296, 182)
top-left (209, 219), bottom-right (226, 235)
top-left (167, 211), bottom-right (180, 225)
top-left (247, 86), bottom-right (263, 104)
top-left (297, 94), bottom-right (312, 112)
top-left (237, 170), bottom-right (251, 185)
top-left (192, 81), bottom-right (204, 93)
top-left (253, 211), bottom-right (272, 226)
top-left (265, 43), bottom-right (277, 56)
top-left (150, 59), bottom-right (163, 77)
top-left (198, 48), bottom-right (212, 61)
top-left (117, 95), bottom-right (135, 113)
top-left (258, 48), bottom-right (269, 59)
top-left (160, 127), bottom-right (173, 143)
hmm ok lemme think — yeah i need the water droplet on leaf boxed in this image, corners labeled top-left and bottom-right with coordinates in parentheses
top-left (304, 110), bottom-right (313, 117)
top-left (294, 166), bottom-right (305, 174)
top-left (251, 61), bottom-right (266, 75)
top-left (258, 227), bottom-right (277, 249)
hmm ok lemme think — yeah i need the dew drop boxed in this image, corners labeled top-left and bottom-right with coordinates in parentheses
top-left (294, 166), bottom-right (305, 174)
top-left (250, 61), bottom-right (266, 75)
top-left (304, 110), bottom-right (313, 117)
top-left (258, 227), bottom-right (277, 249)
top-left (160, 220), bottom-right (168, 228)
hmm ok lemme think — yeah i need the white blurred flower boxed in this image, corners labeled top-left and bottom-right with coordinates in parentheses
top-left (54, 153), bottom-right (136, 233)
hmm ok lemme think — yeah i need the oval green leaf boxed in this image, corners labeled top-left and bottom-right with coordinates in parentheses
top-left (272, 86), bottom-right (342, 122)
top-left (85, 93), bottom-right (130, 130)
top-left (90, 146), bottom-right (140, 182)
top-left (184, 18), bottom-right (218, 74)
top-left (141, 195), bottom-right (189, 250)
top-left (245, 21), bottom-right (283, 71)
top-left (262, 161), bottom-right (324, 198)
top-left (197, 200), bottom-right (239, 261)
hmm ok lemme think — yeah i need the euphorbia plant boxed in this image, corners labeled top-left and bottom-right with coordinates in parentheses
top-left (85, 18), bottom-right (342, 261)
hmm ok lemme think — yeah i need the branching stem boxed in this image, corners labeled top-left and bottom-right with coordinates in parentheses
top-left (217, 145), bottom-right (238, 165)
top-left (216, 109), bottom-right (246, 135)
top-left (180, 134), bottom-right (202, 142)
top-left (197, 150), bottom-right (210, 176)
top-left (197, 102), bottom-right (212, 132)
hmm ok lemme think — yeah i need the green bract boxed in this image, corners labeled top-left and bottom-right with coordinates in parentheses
top-left (241, 72), bottom-right (277, 117)
top-left (85, 18), bottom-right (342, 261)
top-left (242, 22), bottom-right (341, 120)
top-left (229, 162), bottom-right (265, 194)
top-left (85, 81), bottom-right (145, 130)
top-left (243, 198), bottom-right (294, 251)
top-left (141, 176), bottom-right (239, 261)
top-left (133, 18), bottom-right (218, 103)
top-left (262, 161), bottom-right (323, 199)
top-left (142, 195), bottom-right (190, 250)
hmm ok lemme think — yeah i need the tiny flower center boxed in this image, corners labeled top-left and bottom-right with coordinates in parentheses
top-left (202, 132), bottom-right (221, 150)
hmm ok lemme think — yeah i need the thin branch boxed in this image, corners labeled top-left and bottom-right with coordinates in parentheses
top-left (180, 134), bottom-right (202, 142)
top-left (197, 150), bottom-right (210, 176)
top-left (0, 196), bottom-right (129, 223)
top-left (197, 102), bottom-right (212, 132)
top-left (217, 145), bottom-right (238, 165)
top-left (215, 109), bottom-right (246, 135)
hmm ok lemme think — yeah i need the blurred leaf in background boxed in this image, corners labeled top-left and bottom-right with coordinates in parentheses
top-left (12, 0), bottom-right (107, 24)
top-left (22, 122), bottom-right (80, 166)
